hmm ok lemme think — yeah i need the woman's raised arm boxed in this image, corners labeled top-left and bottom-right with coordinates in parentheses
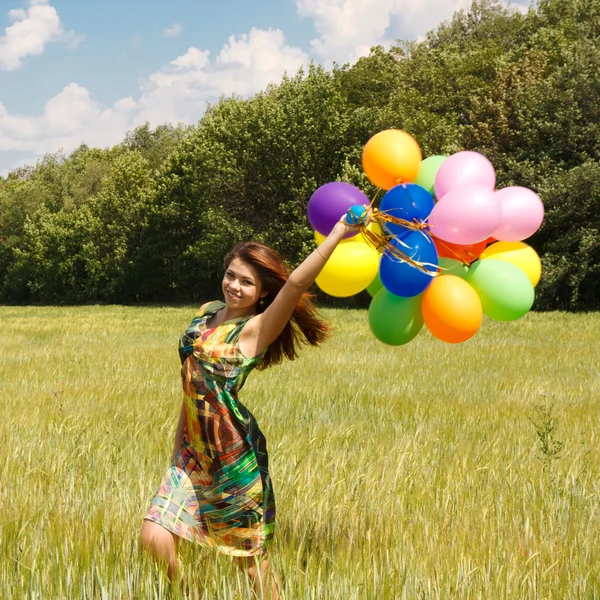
top-left (240, 218), bottom-right (360, 357)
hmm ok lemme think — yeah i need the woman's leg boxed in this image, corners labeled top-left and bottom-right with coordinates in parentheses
top-left (234, 555), bottom-right (281, 600)
top-left (140, 519), bottom-right (183, 583)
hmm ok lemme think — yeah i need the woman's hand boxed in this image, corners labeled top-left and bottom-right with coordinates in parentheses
top-left (331, 207), bottom-right (372, 237)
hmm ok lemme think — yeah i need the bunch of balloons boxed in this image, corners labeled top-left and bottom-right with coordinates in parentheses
top-left (307, 129), bottom-right (545, 345)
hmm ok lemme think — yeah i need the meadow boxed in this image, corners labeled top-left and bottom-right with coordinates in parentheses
top-left (0, 305), bottom-right (599, 599)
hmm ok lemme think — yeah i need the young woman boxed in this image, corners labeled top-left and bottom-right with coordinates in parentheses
top-left (140, 216), bottom-right (358, 598)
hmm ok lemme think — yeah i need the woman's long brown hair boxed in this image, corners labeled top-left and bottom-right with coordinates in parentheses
top-left (224, 241), bottom-right (330, 369)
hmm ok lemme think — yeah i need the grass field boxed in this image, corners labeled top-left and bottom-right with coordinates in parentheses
top-left (0, 306), bottom-right (599, 599)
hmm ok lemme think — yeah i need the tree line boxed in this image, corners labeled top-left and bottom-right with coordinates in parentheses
top-left (0, 0), bottom-right (598, 310)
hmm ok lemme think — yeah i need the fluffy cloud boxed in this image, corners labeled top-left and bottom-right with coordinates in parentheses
top-left (296, 0), bottom-right (400, 64)
top-left (138, 28), bottom-right (308, 125)
top-left (0, 28), bottom-right (308, 174)
top-left (0, 83), bottom-right (136, 156)
top-left (163, 23), bottom-right (182, 38)
top-left (295, 0), bottom-right (530, 65)
top-left (0, 0), bottom-right (83, 71)
top-left (1, 1), bottom-right (533, 175)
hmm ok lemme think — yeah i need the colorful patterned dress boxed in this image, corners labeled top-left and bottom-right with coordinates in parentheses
top-left (144, 301), bottom-right (275, 557)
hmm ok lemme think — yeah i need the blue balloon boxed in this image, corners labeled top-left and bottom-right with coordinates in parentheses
top-left (379, 184), bottom-right (434, 236)
top-left (379, 231), bottom-right (438, 297)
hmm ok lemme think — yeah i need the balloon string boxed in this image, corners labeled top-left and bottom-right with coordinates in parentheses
top-left (373, 209), bottom-right (431, 232)
top-left (369, 189), bottom-right (382, 210)
top-left (358, 184), bottom-right (436, 276)
top-left (359, 227), bottom-right (438, 277)
top-left (367, 184), bottom-right (430, 232)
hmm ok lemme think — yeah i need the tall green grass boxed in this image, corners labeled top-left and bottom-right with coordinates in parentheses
top-left (1, 306), bottom-right (599, 599)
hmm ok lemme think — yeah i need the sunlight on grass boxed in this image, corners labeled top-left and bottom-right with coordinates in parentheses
top-left (0, 306), bottom-right (599, 598)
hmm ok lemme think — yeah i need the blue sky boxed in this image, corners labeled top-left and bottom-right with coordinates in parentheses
top-left (0, 0), bottom-right (528, 176)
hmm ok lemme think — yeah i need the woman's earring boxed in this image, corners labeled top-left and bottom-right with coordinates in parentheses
top-left (259, 298), bottom-right (265, 306)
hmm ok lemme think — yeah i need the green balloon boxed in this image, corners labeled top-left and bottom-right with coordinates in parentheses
top-left (466, 260), bottom-right (534, 321)
top-left (366, 271), bottom-right (384, 297)
top-left (414, 155), bottom-right (448, 196)
top-left (368, 288), bottom-right (424, 345)
top-left (438, 257), bottom-right (469, 279)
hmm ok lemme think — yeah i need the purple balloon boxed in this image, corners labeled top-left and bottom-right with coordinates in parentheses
top-left (307, 182), bottom-right (369, 236)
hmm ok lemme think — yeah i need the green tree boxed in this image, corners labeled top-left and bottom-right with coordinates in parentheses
top-left (0, 146), bottom-right (116, 302)
top-left (3, 206), bottom-right (94, 303)
top-left (81, 150), bottom-right (152, 301)
top-left (0, 0), bottom-right (598, 309)
top-left (533, 161), bottom-right (600, 310)
top-left (133, 64), bottom-right (352, 301)
top-left (121, 123), bottom-right (192, 172)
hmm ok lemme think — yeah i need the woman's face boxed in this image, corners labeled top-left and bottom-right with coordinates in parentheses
top-left (222, 257), bottom-right (265, 311)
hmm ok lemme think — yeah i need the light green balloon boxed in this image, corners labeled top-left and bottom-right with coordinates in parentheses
top-left (366, 271), bottom-right (384, 297)
top-left (438, 258), bottom-right (469, 279)
top-left (368, 288), bottom-right (424, 345)
top-left (414, 155), bottom-right (448, 196)
top-left (466, 260), bottom-right (534, 321)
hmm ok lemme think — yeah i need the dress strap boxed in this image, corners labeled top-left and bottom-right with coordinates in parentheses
top-left (197, 300), bottom-right (225, 319)
top-left (179, 301), bottom-right (225, 365)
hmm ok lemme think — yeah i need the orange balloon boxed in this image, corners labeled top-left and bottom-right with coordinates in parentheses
top-left (431, 234), bottom-right (487, 265)
top-left (422, 275), bottom-right (482, 343)
top-left (362, 129), bottom-right (422, 190)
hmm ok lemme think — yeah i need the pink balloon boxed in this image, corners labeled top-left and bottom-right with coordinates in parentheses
top-left (429, 185), bottom-right (502, 245)
top-left (492, 187), bottom-right (545, 241)
top-left (434, 151), bottom-right (496, 199)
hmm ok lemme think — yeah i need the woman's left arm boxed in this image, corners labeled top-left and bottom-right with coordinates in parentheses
top-left (242, 219), bottom-right (358, 356)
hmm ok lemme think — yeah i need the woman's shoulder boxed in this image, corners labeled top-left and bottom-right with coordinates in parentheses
top-left (196, 300), bottom-right (225, 319)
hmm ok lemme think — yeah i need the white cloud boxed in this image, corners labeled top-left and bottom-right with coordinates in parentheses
top-left (508, 1), bottom-right (530, 15)
top-left (1, 1), bottom-right (534, 175)
top-left (295, 0), bottom-right (529, 66)
top-left (163, 23), bottom-right (182, 38)
top-left (138, 28), bottom-right (308, 125)
top-left (296, 0), bottom-right (400, 65)
top-left (169, 46), bottom-right (210, 70)
top-left (44, 83), bottom-right (98, 135)
top-left (0, 0), bottom-right (83, 71)
top-left (8, 9), bottom-right (28, 22)
top-left (0, 83), bottom-right (130, 153)
top-left (0, 28), bottom-right (309, 174)
top-left (62, 28), bottom-right (85, 49)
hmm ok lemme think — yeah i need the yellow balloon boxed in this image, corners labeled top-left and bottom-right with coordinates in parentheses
top-left (314, 230), bottom-right (353, 245)
top-left (480, 241), bottom-right (542, 287)
top-left (314, 220), bottom-right (382, 248)
top-left (362, 129), bottom-right (422, 190)
top-left (315, 242), bottom-right (379, 297)
top-left (367, 219), bottom-right (384, 238)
